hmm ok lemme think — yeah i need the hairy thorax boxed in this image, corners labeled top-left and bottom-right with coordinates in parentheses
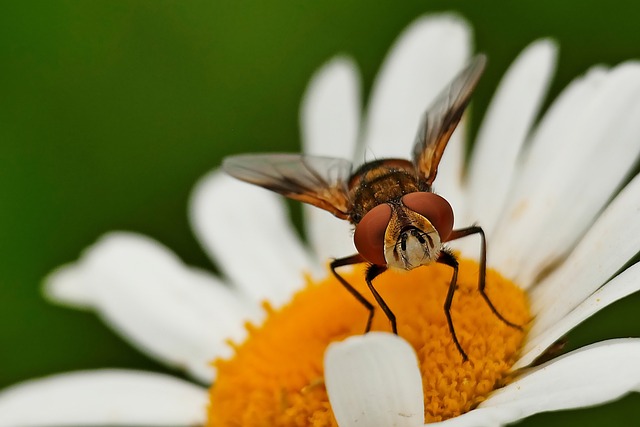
top-left (348, 159), bottom-right (425, 224)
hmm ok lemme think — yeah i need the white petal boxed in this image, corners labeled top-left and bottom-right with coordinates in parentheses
top-left (515, 261), bottom-right (640, 369)
top-left (301, 55), bottom-right (361, 160)
top-left (463, 40), bottom-right (557, 237)
top-left (44, 232), bottom-right (258, 383)
top-left (43, 261), bottom-right (93, 310)
top-left (434, 120), bottom-right (466, 228)
top-left (300, 56), bottom-right (362, 261)
top-left (325, 333), bottom-right (424, 427)
top-left (438, 339), bottom-right (640, 427)
top-left (0, 370), bottom-right (207, 427)
top-left (491, 61), bottom-right (640, 286)
top-left (359, 14), bottom-right (472, 162)
top-left (488, 66), bottom-right (607, 280)
top-left (435, 117), bottom-right (469, 255)
top-left (527, 171), bottom-right (640, 335)
top-left (190, 171), bottom-right (320, 305)
top-left (303, 208), bottom-right (356, 264)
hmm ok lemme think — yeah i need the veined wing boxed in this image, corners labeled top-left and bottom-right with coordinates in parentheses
top-left (222, 153), bottom-right (353, 219)
top-left (412, 54), bottom-right (487, 187)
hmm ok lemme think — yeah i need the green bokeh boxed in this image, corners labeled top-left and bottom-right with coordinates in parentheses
top-left (2, 1), bottom-right (640, 425)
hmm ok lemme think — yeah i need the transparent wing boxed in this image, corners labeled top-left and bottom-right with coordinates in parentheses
top-left (222, 153), bottom-right (353, 219)
top-left (412, 54), bottom-right (487, 187)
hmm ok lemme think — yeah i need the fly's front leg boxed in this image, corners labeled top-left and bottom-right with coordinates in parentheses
top-left (448, 226), bottom-right (522, 329)
top-left (364, 264), bottom-right (394, 333)
top-left (437, 249), bottom-right (468, 361)
top-left (330, 254), bottom-right (376, 332)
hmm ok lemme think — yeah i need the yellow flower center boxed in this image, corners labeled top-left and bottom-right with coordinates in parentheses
top-left (207, 258), bottom-right (529, 426)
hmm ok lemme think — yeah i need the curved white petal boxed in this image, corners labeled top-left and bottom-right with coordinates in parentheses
top-left (359, 14), bottom-right (472, 162)
top-left (491, 61), bottom-right (640, 286)
top-left (190, 171), bottom-right (320, 305)
top-left (438, 339), bottom-right (640, 427)
top-left (516, 261), bottom-right (640, 369)
top-left (0, 370), bottom-right (207, 427)
top-left (527, 172), bottom-right (640, 335)
top-left (44, 232), bottom-right (258, 383)
top-left (463, 39), bottom-right (557, 238)
top-left (300, 56), bottom-right (362, 261)
top-left (325, 333), bottom-right (424, 427)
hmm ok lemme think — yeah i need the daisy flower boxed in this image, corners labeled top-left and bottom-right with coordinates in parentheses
top-left (2, 13), bottom-right (640, 427)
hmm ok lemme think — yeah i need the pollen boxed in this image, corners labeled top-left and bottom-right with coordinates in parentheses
top-left (207, 258), bottom-right (529, 426)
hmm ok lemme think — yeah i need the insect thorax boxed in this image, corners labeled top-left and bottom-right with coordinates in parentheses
top-left (348, 159), bottom-right (424, 223)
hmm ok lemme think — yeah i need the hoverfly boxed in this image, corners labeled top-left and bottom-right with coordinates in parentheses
top-left (223, 55), bottom-right (518, 361)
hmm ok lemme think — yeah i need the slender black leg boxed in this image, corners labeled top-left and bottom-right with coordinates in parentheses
top-left (449, 226), bottom-right (522, 330)
top-left (364, 264), bottom-right (395, 333)
top-left (437, 250), bottom-right (468, 361)
top-left (330, 254), bottom-right (376, 332)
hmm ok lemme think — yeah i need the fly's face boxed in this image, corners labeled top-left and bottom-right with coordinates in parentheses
top-left (384, 206), bottom-right (442, 270)
top-left (353, 192), bottom-right (454, 270)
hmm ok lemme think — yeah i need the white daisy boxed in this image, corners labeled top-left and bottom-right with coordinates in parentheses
top-left (2, 13), bottom-right (640, 427)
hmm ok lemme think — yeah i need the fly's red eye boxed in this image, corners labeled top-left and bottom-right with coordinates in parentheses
top-left (402, 192), bottom-right (454, 241)
top-left (353, 203), bottom-right (392, 266)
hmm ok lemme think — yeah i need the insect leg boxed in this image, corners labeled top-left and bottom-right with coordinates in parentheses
top-left (330, 254), bottom-right (376, 332)
top-left (448, 226), bottom-right (522, 329)
top-left (364, 264), bottom-right (395, 333)
top-left (437, 250), bottom-right (468, 361)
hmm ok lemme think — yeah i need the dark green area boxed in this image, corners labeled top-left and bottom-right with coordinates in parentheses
top-left (2, 1), bottom-right (640, 425)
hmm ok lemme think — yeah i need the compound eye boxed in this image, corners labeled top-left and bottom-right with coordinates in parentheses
top-left (402, 192), bottom-right (454, 241)
top-left (353, 204), bottom-right (392, 266)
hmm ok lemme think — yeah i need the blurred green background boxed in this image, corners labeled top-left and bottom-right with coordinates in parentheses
top-left (2, 1), bottom-right (640, 425)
